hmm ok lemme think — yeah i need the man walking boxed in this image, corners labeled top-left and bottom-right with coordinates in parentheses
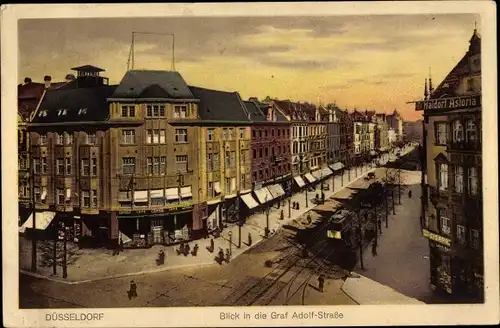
top-left (128, 280), bottom-right (137, 300)
top-left (371, 241), bottom-right (377, 257)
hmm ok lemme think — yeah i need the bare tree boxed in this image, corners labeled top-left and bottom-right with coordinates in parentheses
top-left (383, 166), bottom-right (408, 205)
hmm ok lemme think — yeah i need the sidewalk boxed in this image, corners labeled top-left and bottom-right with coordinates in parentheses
top-left (20, 162), bottom-right (379, 284)
top-left (341, 273), bottom-right (425, 305)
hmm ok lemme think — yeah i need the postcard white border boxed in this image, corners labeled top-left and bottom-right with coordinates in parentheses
top-left (2, 2), bottom-right (499, 327)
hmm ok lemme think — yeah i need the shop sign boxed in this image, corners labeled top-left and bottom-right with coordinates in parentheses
top-left (415, 95), bottom-right (481, 111)
top-left (118, 203), bottom-right (193, 216)
top-left (423, 229), bottom-right (451, 247)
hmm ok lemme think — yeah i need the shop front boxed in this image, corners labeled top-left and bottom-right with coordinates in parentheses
top-left (117, 204), bottom-right (194, 248)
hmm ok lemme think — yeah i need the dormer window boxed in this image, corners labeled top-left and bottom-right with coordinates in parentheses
top-left (121, 105), bottom-right (135, 117)
top-left (467, 78), bottom-right (475, 92)
top-left (174, 105), bottom-right (188, 118)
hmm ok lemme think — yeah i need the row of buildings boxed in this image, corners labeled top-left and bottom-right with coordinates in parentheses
top-left (18, 65), bottom-right (404, 249)
top-left (416, 28), bottom-right (483, 302)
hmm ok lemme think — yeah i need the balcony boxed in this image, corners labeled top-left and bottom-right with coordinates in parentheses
top-left (428, 185), bottom-right (448, 204)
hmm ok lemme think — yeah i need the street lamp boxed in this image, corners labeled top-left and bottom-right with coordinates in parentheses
top-left (264, 194), bottom-right (270, 238)
top-left (287, 182), bottom-right (292, 219)
top-left (62, 225), bottom-right (68, 279)
top-left (236, 191), bottom-right (241, 248)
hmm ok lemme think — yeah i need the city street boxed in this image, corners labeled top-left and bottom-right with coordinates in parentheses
top-left (20, 162), bottom-right (381, 308)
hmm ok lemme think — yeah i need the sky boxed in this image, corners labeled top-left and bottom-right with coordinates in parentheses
top-left (18, 14), bottom-right (480, 121)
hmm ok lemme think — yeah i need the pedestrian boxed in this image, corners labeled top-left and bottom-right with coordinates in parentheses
top-left (192, 243), bottom-right (199, 256)
top-left (184, 243), bottom-right (191, 257)
top-left (371, 241), bottom-right (377, 257)
top-left (208, 238), bottom-right (215, 253)
top-left (408, 190), bottom-right (412, 198)
top-left (218, 248), bottom-right (224, 264)
top-left (377, 219), bottom-right (382, 235)
top-left (321, 191), bottom-right (325, 203)
top-left (225, 248), bottom-right (231, 263)
top-left (318, 274), bottom-right (325, 293)
top-left (128, 280), bottom-right (137, 300)
top-left (119, 238), bottom-right (124, 253)
top-left (248, 232), bottom-right (252, 246)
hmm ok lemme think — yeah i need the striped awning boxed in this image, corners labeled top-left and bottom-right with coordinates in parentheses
top-left (241, 193), bottom-right (259, 209)
top-left (294, 176), bottom-right (306, 188)
top-left (254, 187), bottom-right (274, 204)
top-left (304, 173), bottom-right (316, 183)
top-left (268, 184), bottom-right (285, 198)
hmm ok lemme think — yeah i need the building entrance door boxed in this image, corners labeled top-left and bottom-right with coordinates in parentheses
top-left (151, 219), bottom-right (164, 244)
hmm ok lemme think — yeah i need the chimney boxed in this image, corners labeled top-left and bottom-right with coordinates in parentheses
top-left (23, 77), bottom-right (32, 85)
top-left (44, 75), bottom-right (52, 89)
top-left (249, 97), bottom-right (259, 102)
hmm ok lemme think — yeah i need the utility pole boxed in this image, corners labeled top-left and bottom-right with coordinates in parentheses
top-left (62, 225), bottom-right (68, 279)
top-left (288, 182), bottom-right (291, 218)
top-left (237, 191), bottom-right (241, 248)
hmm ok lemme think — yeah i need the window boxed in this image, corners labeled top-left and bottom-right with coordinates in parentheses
top-left (208, 181), bottom-right (214, 198)
top-left (81, 159), bottom-right (90, 176)
top-left (176, 155), bottom-right (188, 173)
top-left (438, 163), bottom-right (448, 191)
top-left (153, 130), bottom-right (159, 144)
top-left (259, 130), bottom-right (262, 138)
top-left (278, 129), bottom-right (281, 137)
top-left (33, 158), bottom-right (40, 174)
top-left (452, 120), bottom-right (464, 142)
top-left (92, 189), bottom-right (98, 208)
top-left (86, 133), bottom-right (96, 145)
top-left (65, 158), bottom-right (72, 175)
top-left (252, 130), bottom-right (256, 138)
top-left (264, 148), bottom-right (268, 157)
top-left (121, 129), bottom-right (135, 144)
top-left (435, 123), bottom-right (447, 145)
top-left (207, 154), bottom-right (214, 171)
top-left (175, 129), bottom-right (188, 143)
top-left (241, 173), bottom-right (246, 188)
top-left (457, 225), bottom-right (466, 245)
top-left (19, 156), bottom-right (27, 170)
top-left (160, 156), bottom-right (166, 174)
top-left (470, 229), bottom-right (480, 249)
top-left (225, 151), bottom-right (231, 168)
top-left (146, 105), bottom-right (165, 117)
top-left (41, 157), bottom-right (48, 174)
top-left (160, 129), bottom-right (166, 143)
top-left (34, 187), bottom-right (41, 202)
top-left (56, 133), bottom-right (64, 145)
top-left (207, 128), bottom-right (215, 141)
top-left (231, 177), bottom-right (236, 192)
top-left (240, 128), bottom-right (245, 139)
top-left (468, 167), bottom-right (478, 195)
top-left (81, 190), bottom-right (90, 208)
top-left (259, 149), bottom-right (263, 158)
top-left (439, 209), bottom-right (451, 235)
top-left (65, 133), bottom-right (73, 145)
top-left (56, 188), bottom-right (65, 205)
top-left (56, 159), bottom-right (64, 175)
top-left (146, 130), bottom-right (152, 144)
top-left (19, 183), bottom-right (30, 198)
top-left (91, 158), bottom-right (97, 176)
top-left (147, 157), bottom-right (153, 175)
top-left (466, 120), bottom-right (477, 142)
top-left (213, 153), bottom-right (220, 170)
top-left (230, 151), bottom-right (236, 168)
top-left (454, 165), bottom-right (463, 193)
top-left (39, 133), bottom-right (47, 145)
top-left (252, 149), bottom-right (256, 159)
top-left (122, 157), bottom-right (136, 175)
top-left (174, 105), bottom-right (187, 118)
top-left (121, 105), bottom-right (135, 117)
top-left (240, 150), bottom-right (246, 164)
top-left (467, 78), bottom-right (475, 92)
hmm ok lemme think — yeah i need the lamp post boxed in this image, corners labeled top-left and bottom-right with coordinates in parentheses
top-left (62, 225), bottom-right (68, 279)
top-left (287, 182), bottom-right (291, 219)
top-left (353, 210), bottom-right (364, 271)
top-left (228, 231), bottom-right (232, 257)
top-left (236, 191), bottom-right (241, 248)
top-left (264, 194), bottom-right (270, 238)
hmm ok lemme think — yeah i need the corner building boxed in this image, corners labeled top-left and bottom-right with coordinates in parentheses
top-left (416, 28), bottom-right (483, 302)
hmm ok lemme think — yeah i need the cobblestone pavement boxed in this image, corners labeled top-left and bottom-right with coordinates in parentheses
top-left (20, 163), bottom-right (384, 308)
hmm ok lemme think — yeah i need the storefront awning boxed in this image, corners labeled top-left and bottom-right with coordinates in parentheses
top-left (254, 187), bottom-right (274, 204)
top-left (165, 188), bottom-right (180, 200)
top-left (214, 182), bottom-right (221, 194)
top-left (180, 186), bottom-right (192, 198)
top-left (20, 211), bottom-right (56, 232)
top-left (311, 170), bottom-right (323, 179)
top-left (330, 162), bottom-right (344, 171)
top-left (241, 193), bottom-right (259, 209)
top-left (134, 190), bottom-right (148, 202)
top-left (304, 173), bottom-right (316, 183)
top-left (321, 167), bottom-right (333, 177)
top-left (150, 189), bottom-right (164, 198)
top-left (268, 184), bottom-right (286, 198)
top-left (294, 176), bottom-right (306, 188)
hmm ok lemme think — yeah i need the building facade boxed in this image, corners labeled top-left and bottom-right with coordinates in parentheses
top-left (387, 109), bottom-right (404, 140)
top-left (375, 113), bottom-right (390, 152)
top-left (416, 28), bottom-right (483, 302)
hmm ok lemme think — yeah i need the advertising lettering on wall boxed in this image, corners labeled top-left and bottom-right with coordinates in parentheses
top-left (415, 95), bottom-right (481, 111)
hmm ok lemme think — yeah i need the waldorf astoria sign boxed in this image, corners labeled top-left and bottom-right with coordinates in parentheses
top-left (415, 95), bottom-right (481, 111)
